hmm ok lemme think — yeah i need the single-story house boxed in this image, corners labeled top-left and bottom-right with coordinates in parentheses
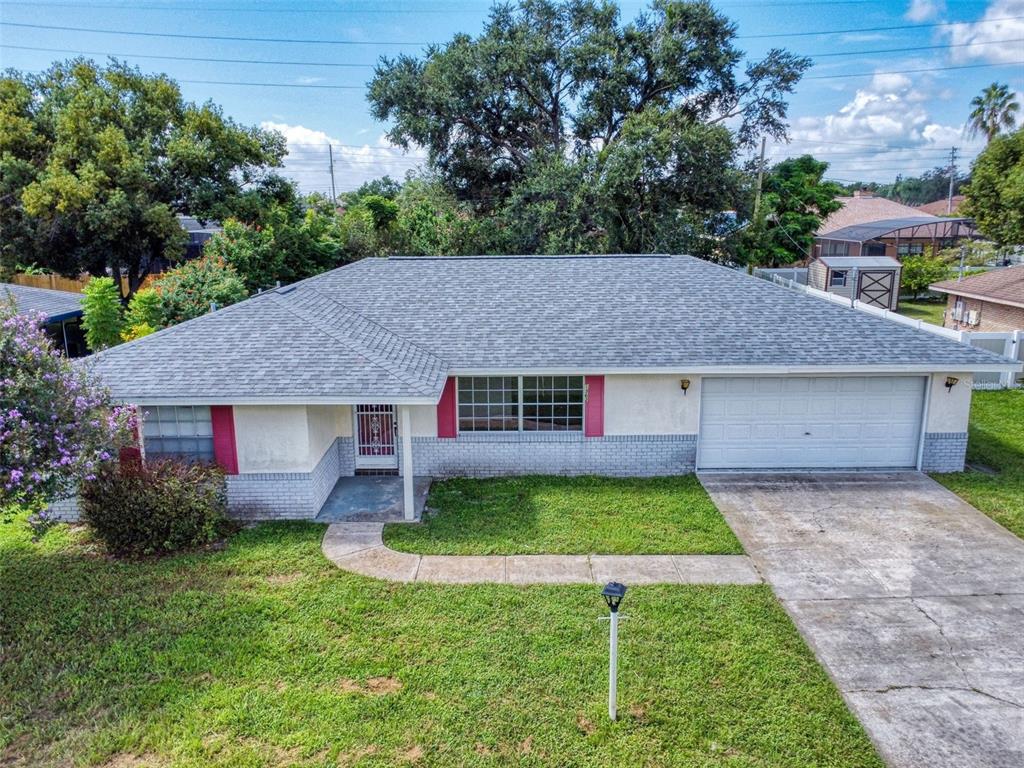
top-left (807, 255), bottom-right (902, 310)
top-left (930, 264), bottom-right (1024, 332)
top-left (813, 190), bottom-right (976, 259)
top-left (2, 282), bottom-right (87, 357)
top-left (917, 195), bottom-right (965, 217)
top-left (66, 255), bottom-right (1019, 521)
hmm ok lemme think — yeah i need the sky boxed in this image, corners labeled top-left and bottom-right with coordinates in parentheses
top-left (1, 0), bottom-right (1022, 197)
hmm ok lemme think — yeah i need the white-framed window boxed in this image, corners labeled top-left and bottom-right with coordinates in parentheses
top-left (142, 405), bottom-right (215, 462)
top-left (522, 376), bottom-right (585, 431)
top-left (457, 376), bottom-right (585, 433)
top-left (457, 377), bottom-right (519, 431)
top-left (830, 270), bottom-right (847, 287)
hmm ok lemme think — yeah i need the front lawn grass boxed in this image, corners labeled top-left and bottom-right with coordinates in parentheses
top-left (0, 519), bottom-right (882, 767)
top-left (896, 299), bottom-right (946, 325)
top-left (934, 389), bottom-right (1024, 539)
top-left (383, 475), bottom-right (742, 555)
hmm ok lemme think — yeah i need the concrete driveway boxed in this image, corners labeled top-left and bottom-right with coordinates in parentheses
top-left (700, 472), bottom-right (1024, 768)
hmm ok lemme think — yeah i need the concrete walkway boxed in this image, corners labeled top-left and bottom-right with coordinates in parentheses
top-left (321, 522), bottom-right (761, 585)
top-left (701, 472), bottom-right (1024, 768)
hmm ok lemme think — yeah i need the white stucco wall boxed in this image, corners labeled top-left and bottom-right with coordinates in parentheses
top-left (925, 373), bottom-right (973, 433)
top-left (408, 405), bottom-right (437, 438)
top-left (603, 374), bottom-right (700, 435)
top-left (234, 405), bottom-right (312, 473)
top-left (307, 405), bottom-right (350, 460)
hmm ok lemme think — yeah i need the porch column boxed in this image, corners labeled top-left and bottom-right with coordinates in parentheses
top-left (399, 405), bottom-right (415, 521)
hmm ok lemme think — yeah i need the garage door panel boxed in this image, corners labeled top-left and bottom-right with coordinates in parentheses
top-left (698, 376), bottom-right (925, 469)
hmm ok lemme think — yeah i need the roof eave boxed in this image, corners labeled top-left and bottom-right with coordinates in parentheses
top-left (106, 393), bottom-right (444, 406)
top-left (449, 362), bottom-right (1023, 375)
top-left (928, 285), bottom-right (1024, 310)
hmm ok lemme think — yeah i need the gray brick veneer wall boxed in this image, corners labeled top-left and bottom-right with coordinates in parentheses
top-left (48, 495), bottom-right (80, 522)
top-left (405, 433), bottom-right (698, 478)
top-left (228, 436), bottom-right (354, 520)
top-left (920, 432), bottom-right (968, 473)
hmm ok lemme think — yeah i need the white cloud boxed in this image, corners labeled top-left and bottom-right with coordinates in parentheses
top-left (943, 0), bottom-right (1024, 63)
top-left (261, 121), bottom-right (427, 196)
top-left (777, 71), bottom-right (985, 182)
top-left (905, 0), bottom-right (945, 22)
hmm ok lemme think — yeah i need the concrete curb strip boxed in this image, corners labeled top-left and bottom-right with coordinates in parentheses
top-left (322, 523), bottom-right (762, 585)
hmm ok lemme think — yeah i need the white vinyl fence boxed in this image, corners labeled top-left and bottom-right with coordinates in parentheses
top-left (755, 270), bottom-right (1023, 389)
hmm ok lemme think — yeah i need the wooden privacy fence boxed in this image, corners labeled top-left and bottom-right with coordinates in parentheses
top-left (756, 270), bottom-right (1023, 389)
top-left (11, 272), bottom-right (155, 296)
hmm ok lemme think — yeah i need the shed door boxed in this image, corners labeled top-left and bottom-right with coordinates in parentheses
top-left (697, 376), bottom-right (926, 470)
top-left (857, 270), bottom-right (896, 309)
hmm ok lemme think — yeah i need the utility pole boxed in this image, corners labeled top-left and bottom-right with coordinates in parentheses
top-left (753, 136), bottom-right (767, 220)
top-left (946, 146), bottom-right (958, 215)
top-left (328, 143), bottom-right (337, 205)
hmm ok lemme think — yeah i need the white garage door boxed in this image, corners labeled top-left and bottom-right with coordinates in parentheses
top-left (698, 376), bottom-right (926, 469)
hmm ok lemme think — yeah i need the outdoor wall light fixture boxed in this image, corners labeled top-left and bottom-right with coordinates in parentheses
top-left (680, 378), bottom-right (691, 394)
top-left (601, 581), bottom-right (627, 721)
top-left (945, 376), bottom-right (960, 392)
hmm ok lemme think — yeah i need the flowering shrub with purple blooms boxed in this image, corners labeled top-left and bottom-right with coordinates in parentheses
top-left (1, 301), bottom-right (136, 517)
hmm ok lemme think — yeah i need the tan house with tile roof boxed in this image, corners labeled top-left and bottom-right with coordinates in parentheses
top-left (917, 195), bottom-right (966, 217)
top-left (931, 265), bottom-right (1024, 333)
top-left (813, 190), bottom-right (977, 261)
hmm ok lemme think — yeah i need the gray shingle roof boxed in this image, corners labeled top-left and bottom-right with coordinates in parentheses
top-left (85, 255), bottom-right (1018, 404)
top-left (2, 282), bottom-right (84, 323)
top-left (818, 256), bottom-right (901, 269)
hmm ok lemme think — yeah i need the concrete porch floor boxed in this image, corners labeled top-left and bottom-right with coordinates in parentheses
top-left (314, 475), bottom-right (431, 523)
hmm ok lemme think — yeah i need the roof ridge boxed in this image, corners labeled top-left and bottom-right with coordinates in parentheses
top-left (267, 288), bottom-right (446, 396)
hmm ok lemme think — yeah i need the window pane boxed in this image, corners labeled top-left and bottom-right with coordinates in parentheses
top-left (522, 376), bottom-right (584, 432)
top-left (142, 405), bottom-right (216, 462)
top-left (457, 377), bottom-right (519, 432)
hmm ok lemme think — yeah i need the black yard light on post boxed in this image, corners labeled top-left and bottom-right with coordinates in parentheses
top-left (601, 581), bottom-right (627, 721)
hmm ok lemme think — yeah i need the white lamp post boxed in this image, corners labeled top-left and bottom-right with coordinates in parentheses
top-left (601, 581), bottom-right (627, 721)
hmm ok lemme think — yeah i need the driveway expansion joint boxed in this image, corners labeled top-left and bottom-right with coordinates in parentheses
top-left (321, 523), bottom-right (760, 585)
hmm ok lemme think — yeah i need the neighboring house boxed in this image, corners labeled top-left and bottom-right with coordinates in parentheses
top-left (807, 255), bottom-right (902, 310)
top-left (178, 215), bottom-right (223, 260)
top-left (2, 282), bottom-right (87, 357)
top-left (930, 265), bottom-right (1024, 332)
top-left (814, 190), bottom-right (976, 259)
top-left (71, 255), bottom-right (1019, 522)
top-left (917, 195), bottom-right (966, 217)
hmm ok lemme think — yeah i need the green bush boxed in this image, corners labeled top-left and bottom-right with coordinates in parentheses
top-left (80, 459), bottom-right (229, 557)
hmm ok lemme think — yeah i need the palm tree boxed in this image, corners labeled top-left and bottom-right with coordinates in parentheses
top-left (966, 83), bottom-right (1020, 143)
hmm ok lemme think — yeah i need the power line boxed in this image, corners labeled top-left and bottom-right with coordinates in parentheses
top-left (0, 1), bottom-right (491, 13)
top-left (179, 79), bottom-right (364, 89)
top-left (805, 60), bottom-right (1024, 80)
top-left (0, 21), bottom-right (428, 45)
top-left (807, 37), bottom-right (1024, 58)
top-left (6, 15), bottom-right (1022, 46)
top-left (736, 15), bottom-right (1024, 39)
top-left (5, 37), bottom-right (1022, 71)
top-left (10, 58), bottom-right (1018, 93)
top-left (1, 44), bottom-right (378, 68)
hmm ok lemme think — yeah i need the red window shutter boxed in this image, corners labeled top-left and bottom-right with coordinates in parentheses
top-left (119, 446), bottom-right (142, 467)
top-left (436, 377), bottom-right (457, 438)
top-left (120, 421), bottom-right (142, 467)
top-left (210, 405), bottom-right (239, 474)
top-left (584, 375), bottom-right (604, 437)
